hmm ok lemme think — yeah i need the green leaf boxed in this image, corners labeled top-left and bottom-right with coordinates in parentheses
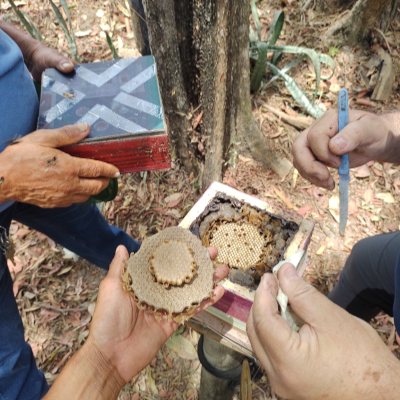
top-left (328, 46), bottom-right (339, 57)
top-left (105, 31), bottom-right (120, 60)
top-left (48, 0), bottom-right (80, 62)
top-left (7, 0), bottom-right (43, 42)
top-left (318, 53), bottom-right (336, 80)
top-left (86, 178), bottom-right (118, 203)
top-left (267, 62), bottom-right (324, 119)
top-left (23, 11), bottom-right (45, 43)
top-left (250, 0), bottom-right (261, 41)
top-left (271, 51), bottom-right (282, 66)
top-left (267, 44), bottom-right (321, 102)
top-left (251, 41), bottom-right (268, 92)
top-left (266, 11), bottom-right (284, 46)
top-left (263, 54), bottom-right (308, 88)
top-left (249, 24), bottom-right (257, 46)
top-left (166, 334), bottom-right (198, 360)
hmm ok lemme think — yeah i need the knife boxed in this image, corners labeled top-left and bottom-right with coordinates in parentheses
top-left (338, 89), bottom-right (349, 235)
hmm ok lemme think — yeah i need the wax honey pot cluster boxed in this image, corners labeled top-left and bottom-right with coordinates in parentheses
top-left (191, 194), bottom-right (299, 288)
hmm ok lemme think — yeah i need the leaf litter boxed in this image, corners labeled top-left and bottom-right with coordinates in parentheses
top-left (4, 0), bottom-right (400, 398)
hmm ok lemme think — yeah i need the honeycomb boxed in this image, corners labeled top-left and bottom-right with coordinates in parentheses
top-left (150, 240), bottom-right (196, 287)
top-left (209, 223), bottom-right (265, 270)
top-left (122, 226), bottom-right (215, 324)
top-left (196, 200), bottom-right (296, 284)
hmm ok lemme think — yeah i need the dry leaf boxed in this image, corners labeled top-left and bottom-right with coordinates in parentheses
top-left (165, 334), bottom-right (198, 360)
top-left (354, 165), bottom-right (370, 178)
top-left (274, 188), bottom-right (293, 209)
top-left (57, 266), bottom-right (73, 276)
top-left (167, 198), bottom-right (182, 208)
top-left (364, 188), bottom-right (374, 203)
top-left (164, 193), bottom-right (183, 204)
top-left (328, 195), bottom-right (340, 223)
top-left (146, 365), bottom-right (158, 395)
top-left (376, 193), bottom-right (395, 203)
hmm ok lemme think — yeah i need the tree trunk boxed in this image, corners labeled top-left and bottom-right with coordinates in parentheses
top-left (324, 0), bottom-right (400, 45)
top-left (142, 0), bottom-right (292, 190)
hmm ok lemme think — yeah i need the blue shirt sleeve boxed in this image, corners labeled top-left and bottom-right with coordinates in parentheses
top-left (0, 29), bottom-right (39, 152)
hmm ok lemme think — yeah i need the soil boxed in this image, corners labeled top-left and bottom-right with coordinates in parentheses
top-left (2, 0), bottom-right (400, 399)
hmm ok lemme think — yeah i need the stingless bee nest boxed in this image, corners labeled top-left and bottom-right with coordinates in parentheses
top-left (194, 199), bottom-right (297, 286)
top-left (122, 226), bottom-right (216, 324)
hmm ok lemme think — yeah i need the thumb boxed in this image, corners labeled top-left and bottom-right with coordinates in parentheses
top-left (23, 123), bottom-right (90, 147)
top-left (108, 245), bottom-right (130, 281)
top-left (329, 123), bottom-right (363, 156)
top-left (278, 263), bottom-right (333, 328)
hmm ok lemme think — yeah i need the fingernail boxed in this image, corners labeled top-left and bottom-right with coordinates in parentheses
top-left (61, 62), bottom-right (74, 70)
top-left (77, 123), bottom-right (88, 132)
top-left (284, 265), bottom-right (298, 280)
top-left (331, 137), bottom-right (347, 151)
top-left (114, 171), bottom-right (120, 178)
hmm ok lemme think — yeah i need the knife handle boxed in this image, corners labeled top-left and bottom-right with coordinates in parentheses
top-left (337, 88), bottom-right (349, 175)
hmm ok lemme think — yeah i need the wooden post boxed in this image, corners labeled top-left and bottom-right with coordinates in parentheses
top-left (198, 336), bottom-right (245, 400)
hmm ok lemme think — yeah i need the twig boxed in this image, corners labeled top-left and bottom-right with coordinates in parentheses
top-left (301, 0), bottom-right (313, 13)
top-left (133, 389), bottom-right (158, 400)
top-left (33, 302), bottom-right (88, 314)
top-left (374, 28), bottom-right (392, 54)
top-left (252, 382), bottom-right (267, 400)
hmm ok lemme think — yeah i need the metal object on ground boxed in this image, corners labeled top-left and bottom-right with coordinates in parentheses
top-left (338, 88), bottom-right (349, 235)
top-left (198, 335), bottom-right (245, 400)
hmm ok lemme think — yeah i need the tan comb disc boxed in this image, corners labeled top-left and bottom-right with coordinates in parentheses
top-left (122, 227), bottom-right (215, 324)
top-left (150, 240), bottom-right (196, 286)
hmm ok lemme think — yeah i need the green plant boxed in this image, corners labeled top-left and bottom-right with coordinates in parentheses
top-left (105, 31), bottom-right (120, 60)
top-left (7, 0), bottom-right (44, 43)
top-left (48, 0), bottom-right (80, 62)
top-left (249, 0), bottom-right (335, 118)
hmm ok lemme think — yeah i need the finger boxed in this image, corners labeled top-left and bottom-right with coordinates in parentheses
top-left (23, 123), bottom-right (90, 147)
top-left (74, 158), bottom-right (120, 179)
top-left (307, 109), bottom-right (342, 168)
top-left (52, 54), bottom-right (76, 73)
top-left (108, 245), bottom-right (129, 281)
top-left (213, 264), bottom-right (229, 283)
top-left (293, 130), bottom-right (335, 190)
top-left (249, 273), bottom-right (296, 361)
top-left (78, 177), bottom-right (110, 196)
top-left (246, 305), bottom-right (273, 372)
top-left (194, 285), bottom-right (225, 314)
top-left (277, 263), bottom-right (334, 329)
top-left (207, 246), bottom-right (218, 260)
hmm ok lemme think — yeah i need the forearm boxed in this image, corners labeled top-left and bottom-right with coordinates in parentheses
top-left (43, 337), bottom-right (124, 400)
top-left (378, 111), bottom-right (400, 163)
top-left (0, 20), bottom-right (40, 68)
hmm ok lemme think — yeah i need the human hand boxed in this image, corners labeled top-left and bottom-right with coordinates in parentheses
top-left (247, 263), bottom-right (400, 400)
top-left (292, 109), bottom-right (394, 190)
top-left (87, 245), bottom-right (229, 385)
top-left (0, 123), bottom-right (119, 208)
top-left (26, 42), bottom-right (75, 81)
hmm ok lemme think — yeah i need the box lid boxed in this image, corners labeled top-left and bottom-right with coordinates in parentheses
top-left (37, 56), bottom-right (166, 142)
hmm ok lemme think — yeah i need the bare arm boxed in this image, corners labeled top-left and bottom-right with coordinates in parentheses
top-left (0, 19), bottom-right (74, 80)
top-left (43, 246), bottom-right (229, 400)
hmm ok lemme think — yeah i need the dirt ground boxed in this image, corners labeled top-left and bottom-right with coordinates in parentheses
top-left (2, 0), bottom-right (400, 399)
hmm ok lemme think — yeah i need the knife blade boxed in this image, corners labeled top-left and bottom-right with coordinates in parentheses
top-left (338, 88), bottom-right (349, 235)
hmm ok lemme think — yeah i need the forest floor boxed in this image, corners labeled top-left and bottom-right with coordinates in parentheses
top-left (2, 0), bottom-right (400, 399)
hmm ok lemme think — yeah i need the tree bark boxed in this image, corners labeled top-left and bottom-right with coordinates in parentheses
top-left (324, 0), bottom-right (400, 45)
top-left (143, 0), bottom-right (291, 190)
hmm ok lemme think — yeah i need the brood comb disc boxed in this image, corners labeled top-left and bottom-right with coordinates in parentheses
top-left (123, 227), bottom-right (215, 323)
top-left (209, 222), bottom-right (264, 270)
top-left (150, 240), bottom-right (196, 287)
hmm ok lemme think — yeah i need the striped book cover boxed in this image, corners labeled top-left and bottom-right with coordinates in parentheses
top-left (38, 56), bottom-right (170, 174)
